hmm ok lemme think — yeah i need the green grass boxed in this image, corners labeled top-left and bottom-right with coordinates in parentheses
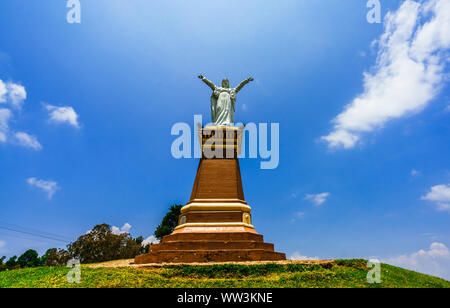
top-left (0, 259), bottom-right (448, 288)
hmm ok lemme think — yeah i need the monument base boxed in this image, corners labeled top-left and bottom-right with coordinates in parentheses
top-left (134, 231), bottom-right (286, 264)
top-left (135, 126), bottom-right (286, 264)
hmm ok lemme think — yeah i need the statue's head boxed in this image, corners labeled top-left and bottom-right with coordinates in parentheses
top-left (221, 78), bottom-right (230, 88)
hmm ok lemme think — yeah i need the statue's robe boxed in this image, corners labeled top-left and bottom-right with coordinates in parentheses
top-left (210, 87), bottom-right (236, 126)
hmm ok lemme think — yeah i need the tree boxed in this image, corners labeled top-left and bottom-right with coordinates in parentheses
top-left (17, 249), bottom-right (40, 268)
top-left (67, 223), bottom-right (142, 263)
top-left (40, 248), bottom-right (70, 266)
top-left (40, 248), bottom-right (55, 266)
top-left (154, 204), bottom-right (182, 240)
top-left (5, 256), bottom-right (18, 269)
top-left (0, 256), bottom-right (6, 272)
top-left (45, 248), bottom-right (70, 266)
top-left (133, 236), bottom-right (149, 255)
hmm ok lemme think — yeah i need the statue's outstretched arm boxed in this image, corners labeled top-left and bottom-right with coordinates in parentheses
top-left (235, 77), bottom-right (254, 93)
top-left (198, 75), bottom-right (216, 91)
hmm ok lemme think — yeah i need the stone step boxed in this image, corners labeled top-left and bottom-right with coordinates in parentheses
top-left (163, 232), bottom-right (264, 242)
top-left (149, 241), bottom-right (275, 252)
top-left (135, 249), bottom-right (286, 264)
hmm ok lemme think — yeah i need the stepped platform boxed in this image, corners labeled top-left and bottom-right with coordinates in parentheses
top-left (135, 126), bottom-right (286, 264)
top-left (134, 232), bottom-right (285, 263)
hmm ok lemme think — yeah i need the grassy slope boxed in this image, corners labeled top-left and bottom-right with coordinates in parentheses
top-left (0, 259), bottom-right (448, 288)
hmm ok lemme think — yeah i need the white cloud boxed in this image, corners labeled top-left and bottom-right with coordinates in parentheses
top-left (322, 129), bottom-right (359, 149)
top-left (411, 169), bottom-right (421, 177)
top-left (322, 0), bottom-right (450, 149)
top-left (14, 132), bottom-right (42, 150)
top-left (0, 108), bottom-right (12, 143)
top-left (384, 242), bottom-right (450, 280)
top-left (289, 251), bottom-right (319, 261)
top-left (27, 177), bottom-right (59, 199)
top-left (7, 83), bottom-right (26, 108)
top-left (0, 80), bottom-right (7, 103)
top-left (1, 105), bottom-right (42, 149)
top-left (421, 184), bottom-right (450, 212)
top-left (0, 79), bottom-right (41, 149)
top-left (112, 223), bottom-right (132, 235)
top-left (45, 104), bottom-right (80, 128)
top-left (0, 79), bottom-right (27, 108)
top-left (142, 235), bottom-right (160, 246)
top-left (304, 192), bottom-right (330, 206)
top-left (291, 211), bottom-right (305, 222)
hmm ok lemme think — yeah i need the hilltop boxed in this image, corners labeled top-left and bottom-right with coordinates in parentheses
top-left (0, 259), bottom-right (448, 288)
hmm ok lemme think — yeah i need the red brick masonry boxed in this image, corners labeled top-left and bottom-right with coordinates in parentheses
top-left (134, 232), bottom-right (286, 263)
top-left (134, 127), bottom-right (286, 263)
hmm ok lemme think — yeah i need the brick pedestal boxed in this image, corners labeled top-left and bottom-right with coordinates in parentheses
top-left (134, 126), bottom-right (285, 264)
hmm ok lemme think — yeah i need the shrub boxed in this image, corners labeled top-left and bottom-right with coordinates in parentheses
top-left (154, 204), bottom-right (182, 240)
top-left (5, 256), bottom-right (18, 269)
top-left (43, 248), bottom-right (71, 266)
top-left (17, 250), bottom-right (40, 268)
top-left (67, 223), bottom-right (142, 263)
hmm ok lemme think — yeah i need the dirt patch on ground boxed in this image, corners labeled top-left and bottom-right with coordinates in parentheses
top-left (89, 259), bottom-right (135, 268)
top-left (89, 259), bottom-right (334, 268)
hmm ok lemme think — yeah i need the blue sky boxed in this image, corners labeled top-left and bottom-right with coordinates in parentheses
top-left (1, 0), bottom-right (449, 279)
